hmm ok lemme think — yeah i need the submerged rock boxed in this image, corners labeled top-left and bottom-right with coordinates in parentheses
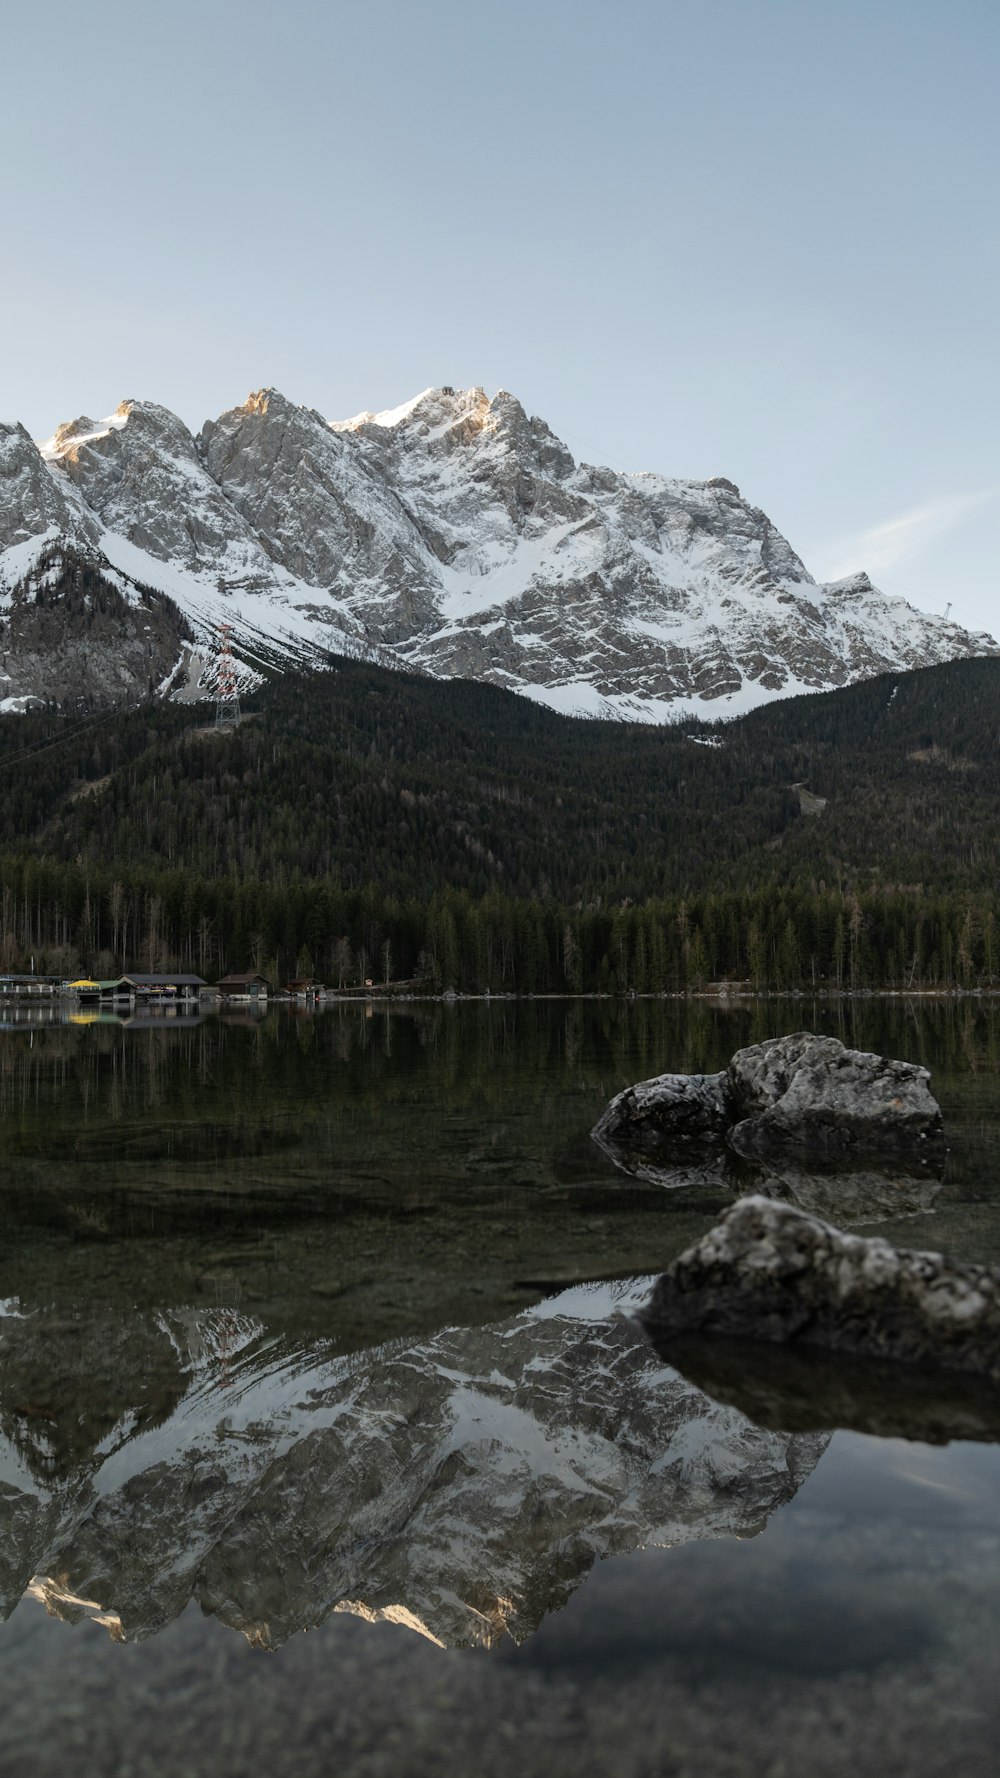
top-left (641, 1196), bottom-right (1000, 1384)
top-left (588, 1139), bottom-right (750, 1204)
top-left (593, 1032), bottom-right (944, 1161)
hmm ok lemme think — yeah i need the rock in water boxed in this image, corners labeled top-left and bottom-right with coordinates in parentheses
top-left (641, 1196), bottom-right (1000, 1383)
top-left (592, 1032), bottom-right (944, 1160)
top-left (726, 1032), bottom-right (944, 1156)
top-left (591, 1070), bottom-right (732, 1148)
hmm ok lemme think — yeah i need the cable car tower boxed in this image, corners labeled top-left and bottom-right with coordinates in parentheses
top-left (214, 621), bottom-right (242, 728)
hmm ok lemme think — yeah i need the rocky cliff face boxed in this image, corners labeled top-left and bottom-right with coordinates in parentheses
top-left (1, 385), bottom-right (994, 717)
top-left (0, 1283), bottom-right (827, 1649)
top-left (0, 546), bottom-right (191, 710)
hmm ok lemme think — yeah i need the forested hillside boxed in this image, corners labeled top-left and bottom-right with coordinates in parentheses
top-left (2, 654), bottom-right (999, 991)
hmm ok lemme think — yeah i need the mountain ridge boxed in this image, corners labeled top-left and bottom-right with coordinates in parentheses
top-left (2, 384), bottom-right (994, 717)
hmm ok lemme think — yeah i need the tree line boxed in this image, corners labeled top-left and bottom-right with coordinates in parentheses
top-left (2, 854), bottom-right (997, 994)
top-left (0, 655), bottom-right (998, 908)
top-left (3, 650), bottom-right (1000, 993)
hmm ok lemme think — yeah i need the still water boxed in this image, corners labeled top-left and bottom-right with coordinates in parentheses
top-left (1, 998), bottom-right (999, 1777)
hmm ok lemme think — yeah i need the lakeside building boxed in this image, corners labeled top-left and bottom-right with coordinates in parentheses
top-left (118, 973), bottom-right (206, 1003)
top-left (214, 972), bottom-right (272, 1003)
top-left (0, 975), bottom-right (64, 998)
top-left (66, 978), bottom-right (128, 1004)
top-left (66, 974), bottom-right (207, 1005)
top-left (285, 977), bottom-right (325, 1000)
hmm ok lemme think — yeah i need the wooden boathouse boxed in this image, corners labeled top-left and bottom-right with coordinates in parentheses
top-left (213, 972), bottom-right (272, 1002)
top-left (67, 974), bottom-right (207, 1005)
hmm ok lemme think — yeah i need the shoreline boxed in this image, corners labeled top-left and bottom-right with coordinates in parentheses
top-left (306, 985), bottom-right (1000, 1006)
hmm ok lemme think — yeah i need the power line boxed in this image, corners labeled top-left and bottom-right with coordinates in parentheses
top-left (2, 709), bottom-right (119, 766)
top-left (0, 698), bottom-right (148, 768)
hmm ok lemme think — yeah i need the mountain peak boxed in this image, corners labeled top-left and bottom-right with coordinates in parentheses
top-left (40, 408), bottom-right (131, 462)
top-left (330, 386), bottom-right (489, 434)
top-left (52, 415), bottom-right (100, 447)
top-left (0, 418), bottom-right (42, 458)
top-left (239, 387), bottom-right (299, 419)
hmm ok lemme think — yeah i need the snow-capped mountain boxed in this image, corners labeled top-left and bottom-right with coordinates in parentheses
top-left (1, 385), bottom-right (994, 718)
top-left (0, 1283), bottom-right (827, 1649)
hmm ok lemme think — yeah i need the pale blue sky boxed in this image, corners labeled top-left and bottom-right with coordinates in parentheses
top-left (3, 0), bottom-right (997, 630)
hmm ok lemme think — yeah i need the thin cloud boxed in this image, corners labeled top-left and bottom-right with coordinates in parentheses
top-left (823, 486), bottom-right (1000, 584)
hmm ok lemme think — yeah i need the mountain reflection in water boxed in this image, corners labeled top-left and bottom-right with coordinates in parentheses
top-left (3, 1002), bottom-right (1000, 1776)
top-left (0, 1282), bottom-right (827, 1648)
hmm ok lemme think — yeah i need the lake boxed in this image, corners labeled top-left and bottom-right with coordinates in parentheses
top-left (2, 998), bottom-right (999, 1777)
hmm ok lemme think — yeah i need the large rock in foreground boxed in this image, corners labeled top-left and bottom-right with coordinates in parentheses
top-left (641, 1197), bottom-right (1000, 1384)
top-left (593, 1032), bottom-right (944, 1160)
top-left (726, 1032), bottom-right (944, 1156)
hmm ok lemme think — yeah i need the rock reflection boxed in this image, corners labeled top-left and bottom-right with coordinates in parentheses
top-left (592, 1129), bottom-right (945, 1225)
top-left (0, 1286), bottom-right (827, 1649)
top-left (647, 1333), bottom-right (1000, 1447)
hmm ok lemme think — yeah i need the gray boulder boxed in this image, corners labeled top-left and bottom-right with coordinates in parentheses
top-left (591, 1070), bottom-right (731, 1148)
top-left (591, 1033), bottom-right (944, 1161)
top-left (727, 1032), bottom-right (944, 1156)
top-left (641, 1196), bottom-right (1000, 1383)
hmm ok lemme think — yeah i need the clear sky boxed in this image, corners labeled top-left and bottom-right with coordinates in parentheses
top-left (3, 0), bottom-right (997, 633)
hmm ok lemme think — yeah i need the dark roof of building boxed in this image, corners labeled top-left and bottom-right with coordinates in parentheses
top-left (119, 974), bottom-right (207, 988)
top-left (214, 973), bottom-right (272, 988)
top-left (0, 974), bottom-right (65, 984)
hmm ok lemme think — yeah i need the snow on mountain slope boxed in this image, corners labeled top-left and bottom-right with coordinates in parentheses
top-left (200, 387), bottom-right (442, 639)
top-left (1, 385), bottom-right (995, 718)
top-left (34, 399), bottom-right (372, 677)
top-left (0, 420), bottom-right (99, 566)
